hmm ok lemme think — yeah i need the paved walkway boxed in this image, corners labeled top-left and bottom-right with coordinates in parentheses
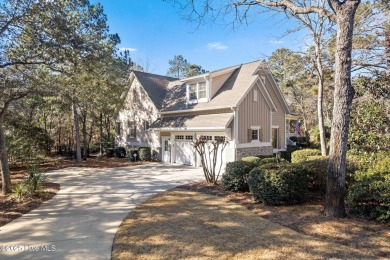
top-left (0, 163), bottom-right (203, 260)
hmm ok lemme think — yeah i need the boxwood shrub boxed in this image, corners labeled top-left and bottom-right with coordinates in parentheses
top-left (240, 156), bottom-right (262, 168)
top-left (291, 148), bottom-right (321, 163)
top-left (222, 161), bottom-right (253, 192)
top-left (127, 148), bottom-right (139, 161)
top-left (248, 164), bottom-right (308, 205)
top-left (301, 156), bottom-right (328, 193)
top-left (139, 147), bottom-right (152, 161)
top-left (348, 156), bottom-right (390, 221)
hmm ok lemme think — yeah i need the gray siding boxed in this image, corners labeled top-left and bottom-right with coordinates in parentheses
top-left (263, 74), bottom-right (286, 148)
top-left (238, 84), bottom-right (271, 143)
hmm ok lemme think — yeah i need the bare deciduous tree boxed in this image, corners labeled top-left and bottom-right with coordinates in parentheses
top-left (193, 136), bottom-right (228, 184)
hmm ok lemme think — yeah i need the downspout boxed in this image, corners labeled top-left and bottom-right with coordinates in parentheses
top-left (232, 107), bottom-right (239, 161)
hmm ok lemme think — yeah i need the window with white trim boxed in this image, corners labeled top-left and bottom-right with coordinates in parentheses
top-left (200, 135), bottom-right (212, 141)
top-left (214, 136), bottom-right (226, 142)
top-left (185, 135), bottom-right (193, 140)
top-left (175, 135), bottom-right (184, 140)
top-left (252, 130), bottom-right (258, 140)
top-left (188, 81), bottom-right (207, 102)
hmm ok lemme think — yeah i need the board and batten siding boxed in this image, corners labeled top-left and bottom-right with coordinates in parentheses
top-left (263, 74), bottom-right (286, 149)
top-left (238, 84), bottom-right (271, 143)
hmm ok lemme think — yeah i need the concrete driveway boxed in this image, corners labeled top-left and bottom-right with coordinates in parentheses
top-left (0, 163), bottom-right (203, 260)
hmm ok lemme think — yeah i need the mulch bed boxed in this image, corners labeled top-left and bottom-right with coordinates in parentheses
top-left (179, 181), bottom-right (390, 258)
top-left (0, 156), bottom-right (147, 227)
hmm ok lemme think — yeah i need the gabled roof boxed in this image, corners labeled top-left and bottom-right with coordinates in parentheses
top-left (160, 60), bottom-right (263, 112)
top-left (131, 71), bottom-right (178, 109)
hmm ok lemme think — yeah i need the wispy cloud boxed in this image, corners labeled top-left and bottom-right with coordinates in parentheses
top-left (119, 47), bottom-right (137, 52)
top-left (268, 40), bottom-right (284, 44)
top-left (207, 42), bottom-right (228, 50)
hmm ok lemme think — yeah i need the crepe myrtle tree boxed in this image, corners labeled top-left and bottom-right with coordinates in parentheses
top-left (170, 0), bottom-right (360, 217)
top-left (193, 136), bottom-right (228, 184)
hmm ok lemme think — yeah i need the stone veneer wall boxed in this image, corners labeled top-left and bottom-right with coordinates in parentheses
top-left (235, 146), bottom-right (273, 160)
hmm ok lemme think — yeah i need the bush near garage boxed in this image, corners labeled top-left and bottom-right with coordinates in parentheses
top-left (348, 154), bottom-right (390, 221)
top-left (139, 147), bottom-right (152, 161)
top-left (222, 161), bottom-right (253, 192)
top-left (248, 163), bottom-right (308, 205)
top-left (291, 148), bottom-right (321, 163)
top-left (240, 156), bottom-right (263, 168)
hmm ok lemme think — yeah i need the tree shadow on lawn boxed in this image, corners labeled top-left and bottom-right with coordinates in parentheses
top-left (112, 189), bottom-right (378, 260)
top-left (179, 182), bottom-right (390, 259)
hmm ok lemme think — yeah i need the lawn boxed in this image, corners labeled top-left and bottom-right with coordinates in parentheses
top-left (112, 185), bottom-right (390, 259)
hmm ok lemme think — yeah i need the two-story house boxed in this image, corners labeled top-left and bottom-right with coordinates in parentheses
top-left (116, 60), bottom-right (298, 166)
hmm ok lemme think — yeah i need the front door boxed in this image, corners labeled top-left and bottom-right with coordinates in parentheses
top-left (161, 137), bottom-right (171, 163)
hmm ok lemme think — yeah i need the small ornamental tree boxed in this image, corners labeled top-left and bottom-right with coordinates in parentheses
top-left (193, 136), bottom-right (228, 184)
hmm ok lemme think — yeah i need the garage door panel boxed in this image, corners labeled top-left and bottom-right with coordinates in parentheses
top-left (175, 141), bottom-right (194, 165)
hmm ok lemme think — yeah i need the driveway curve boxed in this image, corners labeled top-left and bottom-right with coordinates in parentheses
top-left (0, 163), bottom-right (203, 260)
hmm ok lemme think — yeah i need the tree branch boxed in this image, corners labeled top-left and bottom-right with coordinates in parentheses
top-left (234, 0), bottom-right (337, 22)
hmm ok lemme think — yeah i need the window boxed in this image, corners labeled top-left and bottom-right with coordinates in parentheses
top-left (254, 89), bottom-right (258, 102)
top-left (272, 128), bottom-right (279, 148)
top-left (185, 135), bottom-right (193, 140)
top-left (214, 136), bottom-right (226, 142)
top-left (175, 135), bottom-right (184, 140)
top-left (164, 140), bottom-right (169, 151)
top-left (189, 84), bottom-right (197, 100)
top-left (198, 82), bottom-right (207, 99)
top-left (128, 121), bottom-right (136, 138)
top-left (144, 121), bottom-right (150, 131)
top-left (116, 122), bottom-right (121, 136)
top-left (251, 130), bottom-right (258, 141)
top-left (200, 136), bottom-right (212, 141)
top-left (188, 81), bottom-right (207, 101)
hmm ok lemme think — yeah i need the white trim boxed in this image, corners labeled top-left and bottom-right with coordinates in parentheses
top-left (233, 107), bottom-right (239, 144)
top-left (237, 142), bottom-right (272, 148)
top-left (160, 105), bottom-right (232, 115)
top-left (152, 126), bottom-right (226, 131)
top-left (250, 125), bottom-right (261, 130)
top-left (272, 125), bottom-right (279, 128)
top-left (254, 89), bottom-right (258, 102)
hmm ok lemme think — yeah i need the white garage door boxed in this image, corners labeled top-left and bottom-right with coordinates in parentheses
top-left (175, 141), bottom-right (194, 165)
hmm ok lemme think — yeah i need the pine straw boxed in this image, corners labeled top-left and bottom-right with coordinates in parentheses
top-left (112, 189), bottom-right (380, 260)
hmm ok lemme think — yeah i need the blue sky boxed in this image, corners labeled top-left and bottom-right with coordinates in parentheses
top-left (92, 0), bottom-right (305, 75)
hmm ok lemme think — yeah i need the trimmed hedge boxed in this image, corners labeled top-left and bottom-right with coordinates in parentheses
top-left (248, 164), bottom-right (308, 205)
top-left (291, 149), bottom-right (321, 163)
top-left (240, 156), bottom-right (262, 168)
top-left (222, 161), bottom-right (253, 192)
top-left (301, 156), bottom-right (328, 193)
top-left (139, 147), bottom-right (152, 161)
top-left (128, 148), bottom-right (139, 161)
top-left (348, 155), bottom-right (390, 221)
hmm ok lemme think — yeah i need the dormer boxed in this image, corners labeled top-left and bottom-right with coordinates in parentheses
top-left (184, 75), bottom-right (210, 104)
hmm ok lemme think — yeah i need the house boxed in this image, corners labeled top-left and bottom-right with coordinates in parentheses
top-left (116, 60), bottom-right (299, 166)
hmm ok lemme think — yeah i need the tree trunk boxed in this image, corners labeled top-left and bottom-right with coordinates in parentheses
top-left (0, 119), bottom-right (11, 195)
top-left (99, 112), bottom-right (103, 155)
top-left (82, 111), bottom-right (88, 160)
top-left (314, 42), bottom-right (328, 156)
top-left (72, 98), bottom-right (82, 163)
top-left (324, 3), bottom-right (359, 218)
top-left (385, 20), bottom-right (390, 88)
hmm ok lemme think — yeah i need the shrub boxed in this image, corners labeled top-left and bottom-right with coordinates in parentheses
top-left (12, 183), bottom-right (28, 202)
top-left (291, 149), bottom-right (321, 163)
top-left (25, 172), bottom-right (46, 194)
top-left (222, 161), bottom-right (253, 192)
top-left (127, 148), bottom-right (139, 161)
top-left (240, 156), bottom-right (262, 168)
top-left (301, 156), bottom-right (328, 193)
top-left (115, 147), bottom-right (126, 158)
top-left (348, 157), bottom-right (390, 221)
top-left (139, 147), bottom-right (152, 161)
top-left (248, 164), bottom-right (308, 205)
